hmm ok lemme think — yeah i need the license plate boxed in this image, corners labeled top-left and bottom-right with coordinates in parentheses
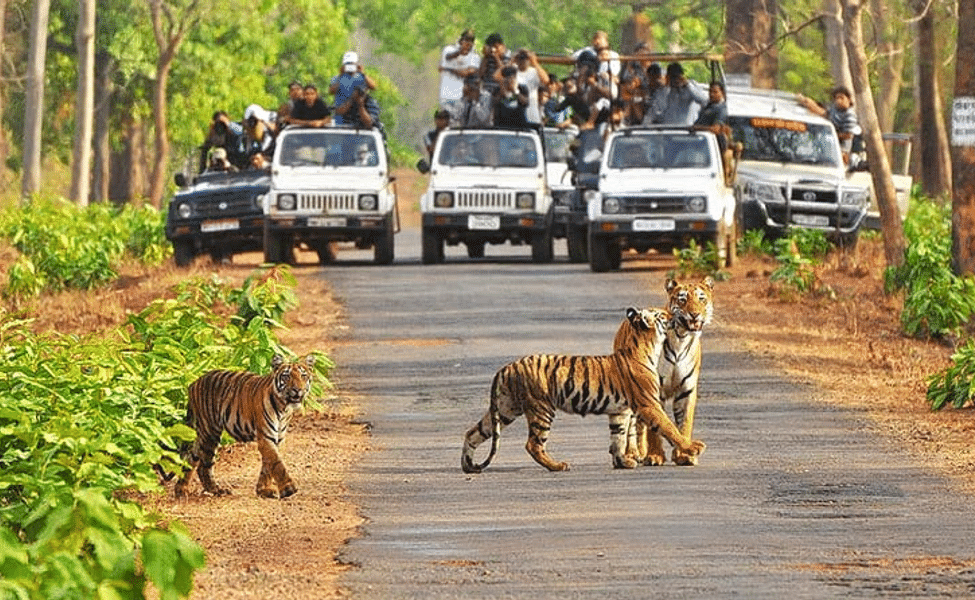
top-left (200, 218), bottom-right (239, 233)
top-left (792, 214), bottom-right (830, 227)
top-left (632, 219), bottom-right (675, 232)
top-left (468, 215), bottom-right (500, 230)
top-left (308, 217), bottom-right (346, 228)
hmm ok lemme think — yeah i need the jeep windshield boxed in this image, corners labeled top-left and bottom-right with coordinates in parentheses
top-left (729, 116), bottom-right (841, 167)
top-left (278, 131), bottom-right (379, 167)
top-left (608, 133), bottom-right (711, 169)
top-left (436, 133), bottom-right (539, 168)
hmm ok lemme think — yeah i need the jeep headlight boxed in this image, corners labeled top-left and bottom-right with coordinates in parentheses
top-left (841, 188), bottom-right (869, 207)
top-left (358, 194), bottom-right (378, 210)
top-left (687, 196), bottom-right (707, 212)
top-left (583, 189), bottom-right (600, 204)
top-left (516, 192), bottom-right (535, 209)
top-left (603, 197), bottom-right (621, 214)
top-left (277, 193), bottom-right (297, 210)
top-left (434, 191), bottom-right (454, 208)
top-left (743, 181), bottom-right (783, 202)
top-left (176, 202), bottom-right (192, 219)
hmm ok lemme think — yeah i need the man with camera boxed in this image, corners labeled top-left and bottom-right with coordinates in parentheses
top-left (330, 51), bottom-right (378, 126)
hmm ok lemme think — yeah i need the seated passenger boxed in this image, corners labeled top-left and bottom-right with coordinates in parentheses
top-left (207, 147), bottom-right (237, 172)
top-left (354, 143), bottom-right (378, 166)
top-left (288, 84), bottom-right (332, 128)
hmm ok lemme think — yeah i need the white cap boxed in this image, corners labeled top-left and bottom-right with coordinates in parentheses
top-left (342, 51), bottom-right (358, 65)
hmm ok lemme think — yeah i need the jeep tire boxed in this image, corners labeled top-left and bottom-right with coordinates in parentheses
top-left (173, 240), bottom-right (195, 268)
top-left (421, 227), bottom-right (444, 264)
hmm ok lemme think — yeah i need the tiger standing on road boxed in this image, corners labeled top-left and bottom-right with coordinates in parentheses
top-left (623, 277), bottom-right (713, 466)
top-left (174, 354), bottom-right (316, 499)
top-left (461, 307), bottom-right (706, 473)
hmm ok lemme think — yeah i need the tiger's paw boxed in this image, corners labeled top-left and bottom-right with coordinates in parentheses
top-left (680, 440), bottom-right (706, 458)
top-left (546, 461), bottom-right (570, 472)
top-left (613, 455), bottom-right (638, 469)
top-left (256, 486), bottom-right (277, 499)
top-left (642, 453), bottom-right (666, 466)
top-left (279, 484), bottom-right (298, 499)
top-left (203, 485), bottom-right (232, 497)
top-left (672, 448), bottom-right (699, 466)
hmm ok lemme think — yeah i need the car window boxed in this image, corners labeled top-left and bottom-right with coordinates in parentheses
top-left (544, 131), bottom-right (574, 163)
top-left (608, 134), bottom-right (710, 169)
top-left (279, 133), bottom-right (379, 167)
top-left (729, 116), bottom-right (841, 167)
top-left (438, 134), bottom-right (539, 168)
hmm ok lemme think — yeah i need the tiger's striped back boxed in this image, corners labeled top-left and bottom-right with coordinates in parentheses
top-left (462, 307), bottom-right (706, 473)
top-left (175, 354), bottom-right (315, 498)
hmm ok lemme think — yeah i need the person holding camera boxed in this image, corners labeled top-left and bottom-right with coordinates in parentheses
top-left (200, 110), bottom-right (246, 172)
top-left (335, 82), bottom-right (381, 129)
top-left (440, 29), bottom-right (481, 113)
top-left (330, 51), bottom-right (378, 125)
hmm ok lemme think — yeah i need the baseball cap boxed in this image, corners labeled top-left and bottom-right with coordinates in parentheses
top-left (342, 51), bottom-right (358, 72)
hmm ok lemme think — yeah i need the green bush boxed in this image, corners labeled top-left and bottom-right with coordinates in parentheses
top-left (0, 266), bottom-right (332, 598)
top-left (671, 239), bottom-right (730, 281)
top-left (927, 339), bottom-right (975, 410)
top-left (0, 199), bottom-right (171, 302)
top-left (884, 198), bottom-right (975, 339)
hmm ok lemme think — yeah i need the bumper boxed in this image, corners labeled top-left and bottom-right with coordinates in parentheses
top-left (743, 199), bottom-right (866, 235)
top-left (165, 216), bottom-right (264, 250)
top-left (266, 213), bottom-right (393, 241)
top-left (589, 216), bottom-right (720, 241)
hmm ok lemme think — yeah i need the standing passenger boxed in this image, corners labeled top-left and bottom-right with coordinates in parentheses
top-left (330, 51), bottom-right (377, 125)
top-left (439, 29), bottom-right (481, 114)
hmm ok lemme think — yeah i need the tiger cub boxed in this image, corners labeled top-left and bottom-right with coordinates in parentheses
top-left (461, 307), bottom-right (706, 473)
top-left (623, 277), bottom-right (713, 467)
top-left (174, 354), bottom-right (315, 499)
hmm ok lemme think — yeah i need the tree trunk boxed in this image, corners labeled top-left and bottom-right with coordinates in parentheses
top-left (21, 0), bottom-right (50, 200)
top-left (868, 0), bottom-right (904, 135)
top-left (842, 0), bottom-right (906, 268)
top-left (93, 52), bottom-right (116, 203)
top-left (951, 0), bottom-right (975, 275)
top-left (724, 0), bottom-right (778, 88)
top-left (147, 0), bottom-right (198, 208)
top-left (0, 0), bottom-right (9, 179)
top-left (69, 0), bottom-right (96, 206)
top-left (822, 0), bottom-right (853, 91)
top-left (915, 0), bottom-right (953, 198)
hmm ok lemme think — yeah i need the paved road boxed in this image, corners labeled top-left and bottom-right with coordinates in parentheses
top-left (327, 230), bottom-right (975, 599)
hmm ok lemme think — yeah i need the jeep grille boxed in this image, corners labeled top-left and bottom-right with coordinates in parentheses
top-left (616, 196), bottom-right (692, 214)
top-left (299, 192), bottom-right (357, 212)
top-left (456, 190), bottom-right (514, 209)
top-left (788, 186), bottom-right (838, 203)
top-left (191, 189), bottom-right (262, 218)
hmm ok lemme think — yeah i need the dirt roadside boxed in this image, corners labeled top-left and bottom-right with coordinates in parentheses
top-left (5, 168), bottom-right (970, 597)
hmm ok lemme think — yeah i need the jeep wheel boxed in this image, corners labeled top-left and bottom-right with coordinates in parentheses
top-left (314, 242), bottom-right (336, 265)
top-left (264, 231), bottom-right (291, 264)
top-left (173, 240), bottom-right (195, 267)
top-left (374, 222), bottom-right (395, 265)
top-left (566, 225), bottom-right (588, 263)
top-left (466, 241), bottom-right (485, 259)
top-left (421, 227), bottom-right (444, 264)
top-left (588, 231), bottom-right (617, 272)
top-left (531, 229), bottom-right (554, 263)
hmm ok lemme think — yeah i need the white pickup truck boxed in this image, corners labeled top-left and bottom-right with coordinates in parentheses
top-left (417, 127), bottom-right (553, 264)
top-left (585, 126), bottom-right (736, 272)
top-left (263, 126), bottom-right (398, 265)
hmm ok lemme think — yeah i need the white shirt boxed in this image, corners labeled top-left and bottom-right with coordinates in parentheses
top-left (517, 67), bottom-right (543, 124)
top-left (439, 45), bottom-right (481, 103)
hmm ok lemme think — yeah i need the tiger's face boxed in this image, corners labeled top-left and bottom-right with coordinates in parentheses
top-left (666, 277), bottom-right (714, 332)
top-left (615, 306), bottom-right (670, 357)
top-left (271, 354), bottom-right (316, 405)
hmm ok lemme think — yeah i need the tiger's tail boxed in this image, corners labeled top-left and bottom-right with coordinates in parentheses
top-left (461, 371), bottom-right (504, 473)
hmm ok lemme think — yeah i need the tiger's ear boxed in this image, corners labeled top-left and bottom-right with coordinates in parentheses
top-left (702, 276), bottom-right (714, 290)
top-left (303, 354), bottom-right (316, 368)
top-left (625, 307), bottom-right (641, 327)
top-left (272, 354), bottom-right (284, 369)
top-left (666, 278), bottom-right (678, 294)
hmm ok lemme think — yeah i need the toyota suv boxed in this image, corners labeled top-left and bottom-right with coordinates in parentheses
top-left (417, 127), bottom-right (553, 264)
top-left (263, 126), bottom-right (398, 265)
top-left (727, 88), bottom-right (870, 246)
top-left (585, 126), bottom-right (736, 272)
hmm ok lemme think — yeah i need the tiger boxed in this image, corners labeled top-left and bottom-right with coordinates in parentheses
top-left (173, 354), bottom-right (315, 499)
top-left (461, 307), bottom-right (706, 473)
top-left (621, 277), bottom-right (713, 467)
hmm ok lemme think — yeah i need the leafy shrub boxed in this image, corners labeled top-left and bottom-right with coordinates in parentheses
top-left (737, 228), bottom-right (773, 257)
top-left (884, 198), bottom-right (975, 338)
top-left (671, 239), bottom-right (730, 281)
top-left (927, 339), bottom-right (975, 410)
top-left (0, 198), bottom-right (171, 302)
top-left (0, 266), bottom-right (332, 598)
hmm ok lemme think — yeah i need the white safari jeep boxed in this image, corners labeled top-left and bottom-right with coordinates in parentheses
top-left (264, 126), bottom-right (398, 265)
top-left (727, 88), bottom-right (870, 246)
top-left (586, 126), bottom-right (736, 272)
top-left (417, 127), bottom-right (553, 264)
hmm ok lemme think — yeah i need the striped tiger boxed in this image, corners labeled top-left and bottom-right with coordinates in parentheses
top-left (461, 307), bottom-right (706, 473)
top-left (623, 277), bottom-right (713, 466)
top-left (174, 354), bottom-right (315, 499)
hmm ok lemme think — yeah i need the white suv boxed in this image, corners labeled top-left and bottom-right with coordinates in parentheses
top-left (264, 126), bottom-right (398, 265)
top-left (418, 127), bottom-right (553, 264)
top-left (586, 126), bottom-right (736, 272)
top-left (727, 88), bottom-right (869, 246)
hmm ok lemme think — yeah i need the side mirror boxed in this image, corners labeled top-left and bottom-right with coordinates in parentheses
top-left (174, 173), bottom-right (188, 187)
top-left (416, 158), bottom-right (430, 174)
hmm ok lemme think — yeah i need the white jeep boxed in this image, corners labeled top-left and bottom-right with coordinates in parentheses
top-left (417, 127), bottom-right (553, 263)
top-left (727, 88), bottom-right (871, 246)
top-left (263, 126), bottom-right (398, 265)
top-left (586, 126), bottom-right (736, 272)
